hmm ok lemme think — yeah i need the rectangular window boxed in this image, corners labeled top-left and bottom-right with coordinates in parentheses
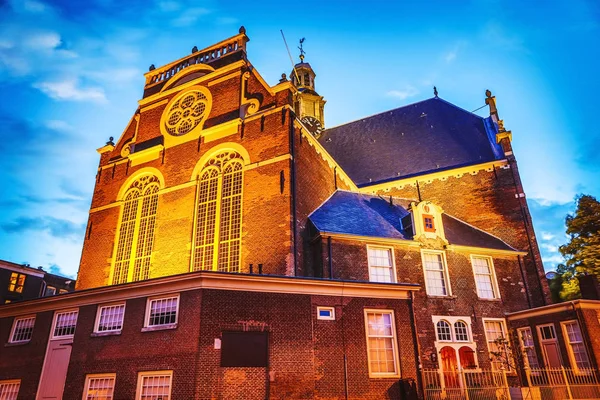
top-left (9, 316), bottom-right (35, 343)
top-left (471, 256), bottom-right (499, 299)
top-left (561, 321), bottom-right (591, 370)
top-left (95, 304), bottom-right (126, 333)
top-left (484, 319), bottom-right (510, 371)
top-left (367, 247), bottom-right (395, 283)
top-left (423, 214), bottom-right (435, 232)
top-left (8, 273), bottom-right (26, 293)
top-left (518, 327), bottom-right (540, 369)
top-left (317, 306), bottom-right (335, 320)
top-left (83, 374), bottom-right (116, 400)
top-left (422, 251), bottom-right (450, 296)
top-left (0, 380), bottom-right (20, 400)
top-left (52, 310), bottom-right (78, 339)
top-left (136, 371), bottom-right (172, 400)
top-left (145, 295), bottom-right (179, 328)
top-left (364, 309), bottom-right (400, 377)
top-left (45, 286), bottom-right (56, 296)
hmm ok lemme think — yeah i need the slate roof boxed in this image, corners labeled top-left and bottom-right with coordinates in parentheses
top-left (318, 97), bottom-right (504, 187)
top-left (309, 191), bottom-right (517, 252)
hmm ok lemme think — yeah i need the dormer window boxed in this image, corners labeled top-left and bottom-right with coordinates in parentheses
top-left (423, 214), bottom-right (435, 232)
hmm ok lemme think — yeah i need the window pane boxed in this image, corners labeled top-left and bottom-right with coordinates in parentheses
top-left (149, 297), bottom-right (178, 326)
top-left (365, 311), bottom-right (397, 375)
top-left (97, 305), bottom-right (125, 332)
top-left (564, 322), bottom-right (591, 369)
top-left (454, 321), bottom-right (469, 342)
top-left (53, 311), bottom-right (78, 338)
top-left (423, 252), bottom-right (448, 296)
top-left (472, 257), bottom-right (496, 299)
top-left (140, 374), bottom-right (171, 400)
top-left (437, 321), bottom-right (452, 341)
top-left (485, 320), bottom-right (508, 371)
top-left (10, 317), bottom-right (35, 342)
top-left (0, 381), bottom-right (20, 400)
top-left (519, 328), bottom-right (540, 369)
top-left (85, 375), bottom-right (115, 400)
top-left (368, 248), bottom-right (394, 283)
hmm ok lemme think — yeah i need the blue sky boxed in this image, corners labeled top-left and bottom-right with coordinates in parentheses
top-left (0, 0), bottom-right (598, 278)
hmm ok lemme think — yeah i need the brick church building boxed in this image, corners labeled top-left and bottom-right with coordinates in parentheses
top-left (1, 28), bottom-right (599, 399)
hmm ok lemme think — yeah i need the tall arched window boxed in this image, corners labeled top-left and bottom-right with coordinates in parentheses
top-left (192, 151), bottom-right (243, 272)
top-left (112, 175), bottom-right (160, 284)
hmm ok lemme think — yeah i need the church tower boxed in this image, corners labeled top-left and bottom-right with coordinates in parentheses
top-left (290, 39), bottom-right (326, 137)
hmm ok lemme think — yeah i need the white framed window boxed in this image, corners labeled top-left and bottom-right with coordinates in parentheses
top-left (364, 309), bottom-right (400, 377)
top-left (421, 250), bottom-right (450, 296)
top-left (471, 255), bottom-right (500, 299)
top-left (83, 373), bottom-right (116, 400)
top-left (144, 295), bottom-right (179, 328)
top-left (436, 320), bottom-right (452, 341)
top-left (0, 379), bottom-right (20, 400)
top-left (367, 246), bottom-right (396, 283)
top-left (136, 370), bottom-right (172, 400)
top-left (51, 309), bottom-right (79, 339)
top-left (9, 316), bottom-right (35, 343)
top-left (537, 323), bottom-right (562, 368)
top-left (561, 321), bottom-right (591, 370)
top-left (483, 318), bottom-right (511, 371)
top-left (317, 306), bottom-right (335, 320)
top-left (517, 327), bottom-right (540, 369)
top-left (454, 321), bottom-right (470, 342)
top-left (95, 303), bottom-right (126, 333)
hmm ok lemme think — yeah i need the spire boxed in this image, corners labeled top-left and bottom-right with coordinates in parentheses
top-left (433, 86), bottom-right (438, 98)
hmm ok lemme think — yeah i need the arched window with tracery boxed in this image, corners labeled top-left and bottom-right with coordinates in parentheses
top-left (454, 321), bottom-right (470, 342)
top-left (437, 320), bottom-right (452, 341)
top-left (192, 151), bottom-right (243, 272)
top-left (112, 175), bottom-right (160, 284)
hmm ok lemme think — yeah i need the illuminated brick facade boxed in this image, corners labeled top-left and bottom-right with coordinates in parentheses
top-left (2, 28), bottom-right (595, 400)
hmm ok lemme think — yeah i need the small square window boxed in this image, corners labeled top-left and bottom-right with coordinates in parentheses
top-left (423, 214), bottom-right (435, 232)
top-left (317, 307), bottom-right (335, 320)
top-left (84, 373), bottom-right (116, 400)
top-left (8, 273), bottom-right (26, 293)
top-left (45, 286), bottom-right (56, 296)
top-left (144, 295), bottom-right (179, 329)
top-left (9, 316), bottom-right (35, 343)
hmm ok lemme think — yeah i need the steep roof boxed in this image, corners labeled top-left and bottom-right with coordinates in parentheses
top-left (309, 191), bottom-right (517, 252)
top-left (318, 97), bottom-right (503, 187)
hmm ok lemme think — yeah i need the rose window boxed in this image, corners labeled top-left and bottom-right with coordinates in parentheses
top-left (164, 90), bottom-right (209, 136)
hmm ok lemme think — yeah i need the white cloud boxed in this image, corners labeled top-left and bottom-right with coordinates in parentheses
top-left (540, 243), bottom-right (558, 253)
top-left (171, 7), bottom-right (210, 27)
top-left (45, 120), bottom-right (73, 132)
top-left (34, 79), bottom-right (107, 103)
top-left (444, 51), bottom-right (457, 63)
top-left (21, 0), bottom-right (48, 13)
top-left (387, 85), bottom-right (419, 100)
top-left (541, 231), bottom-right (555, 241)
top-left (24, 32), bottom-right (61, 50)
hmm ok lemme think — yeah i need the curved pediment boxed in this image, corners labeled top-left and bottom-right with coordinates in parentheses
top-left (160, 64), bottom-right (216, 93)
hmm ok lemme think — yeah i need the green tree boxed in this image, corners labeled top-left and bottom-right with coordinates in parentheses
top-left (558, 194), bottom-right (600, 299)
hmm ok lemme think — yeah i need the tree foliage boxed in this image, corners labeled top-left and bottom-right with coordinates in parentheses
top-left (557, 194), bottom-right (600, 300)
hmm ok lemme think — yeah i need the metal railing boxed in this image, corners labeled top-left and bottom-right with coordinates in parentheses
top-left (525, 367), bottom-right (600, 400)
top-left (422, 369), bottom-right (509, 400)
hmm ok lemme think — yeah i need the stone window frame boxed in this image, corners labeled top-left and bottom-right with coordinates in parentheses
top-left (82, 373), bottom-right (116, 400)
top-left (420, 249), bottom-right (452, 297)
top-left (483, 317), bottom-right (512, 372)
top-left (135, 370), bottom-right (173, 400)
top-left (8, 315), bottom-right (36, 344)
top-left (517, 326), bottom-right (540, 370)
top-left (560, 320), bottom-right (592, 372)
top-left (317, 306), bottom-right (335, 320)
top-left (51, 309), bottom-right (79, 340)
top-left (470, 255), bottom-right (501, 300)
top-left (94, 302), bottom-right (126, 335)
top-left (142, 294), bottom-right (180, 332)
top-left (366, 245), bottom-right (397, 284)
top-left (363, 308), bottom-right (401, 378)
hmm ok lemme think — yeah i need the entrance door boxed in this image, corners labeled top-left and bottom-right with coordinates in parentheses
top-left (537, 324), bottom-right (562, 368)
top-left (440, 346), bottom-right (459, 388)
top-left (36, 310), bottom-right (78, 400)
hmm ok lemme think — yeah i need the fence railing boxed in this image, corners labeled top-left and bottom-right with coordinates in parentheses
top-left (422, 367), bottom-right (600, 400)
top-left (525, 367), bottom-right (600, 400)
top-left (422, 369), bottom-right (509, 400)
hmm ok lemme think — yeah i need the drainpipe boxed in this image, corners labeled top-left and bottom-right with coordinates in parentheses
top-left (410, 291), bottom-right (424, 397)
top-left (517, 255), bottom-right (533, 308)
top-left (327, 236), bottom-right (333, 279)
top-left (289, 115), bottom-right (298, 276)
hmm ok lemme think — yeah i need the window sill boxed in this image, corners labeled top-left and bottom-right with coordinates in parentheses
top-left (477, 297), bottom-right (502, 302)
top-left (91, 331), bottom-right (122, 337)
top-left (141, 323), bottom-right (177, 332)
top-left (5, 341), bottom-right (30, 347)
top-left (426, 295), bottom-right (457, 300)
top-left (368, 374), bottom-right (401, 379)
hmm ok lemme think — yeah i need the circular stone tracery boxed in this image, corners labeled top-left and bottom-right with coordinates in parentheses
top-left (164, 89), bottom-right (209, 136)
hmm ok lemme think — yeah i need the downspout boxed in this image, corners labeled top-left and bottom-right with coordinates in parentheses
top-left (327, 236), bottom-right (333, 279)
top-left (410, 291), bottom-right (424, 397)
top-left (517, 255), bottom-right (533, 308)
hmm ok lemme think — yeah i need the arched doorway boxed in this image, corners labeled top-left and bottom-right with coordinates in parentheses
top-left (440, 346), bottom-right (459, 388)
top-left (459, 346), bottom-right (477, 369)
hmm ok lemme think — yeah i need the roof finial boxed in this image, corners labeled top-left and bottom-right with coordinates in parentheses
top-left (433, 86), bottom-right (438, 97)
top-left (106, 136), bottom-right (115, 146)
top-left (298, 37), bottom-right (306, 62)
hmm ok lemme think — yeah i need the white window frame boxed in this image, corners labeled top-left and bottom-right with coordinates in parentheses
top-left (94, 303), bottom-right (126, 334)
top-left (0, 379), bottom-right (20, 400)
top-left (135, 370), bottom-right (173, 400)
top-left (9, 315), bottom-right (36, 343)
top-left (366, 245), bottom-right (397, 283)
top-left (364, 309), bottom-right (401, 378)
top-left (436, 320), bottom-right (453, 342)
top-left (482, 318), bottom-right (511, 372)
top-left (143, 294), bottom-right (180, 329)
top-left (82, 373), bottom-right (116, 400)
top-left (517, 327), bottom-right (540, 370)
top-left (51, 309), bottom-right (79, 340)
top-left (560, 320), bottom-right (592, 372)
top-left (317, 306), bottom-right (335, 320)
top-left (421, 250), bottom-right (451, 297)
top-left (470, 255), bottom-right (501, 300)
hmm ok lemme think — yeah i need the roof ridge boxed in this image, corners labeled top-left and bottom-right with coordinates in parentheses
top-left (443, 214), bottom-right (519, 251)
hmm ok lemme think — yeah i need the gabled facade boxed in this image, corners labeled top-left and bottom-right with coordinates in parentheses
top-left (1, 28), bottom-right (586, 400)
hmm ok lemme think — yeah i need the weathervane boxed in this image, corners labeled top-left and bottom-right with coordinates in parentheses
top-left (298, 38), bottom-right (306, 62)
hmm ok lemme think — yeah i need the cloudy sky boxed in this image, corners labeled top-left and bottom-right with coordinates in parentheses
top-left (0, 0), bottom-right (598, 278)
